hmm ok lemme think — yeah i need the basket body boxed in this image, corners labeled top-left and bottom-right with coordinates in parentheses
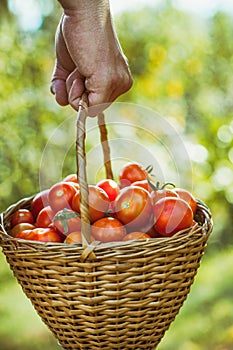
top-left (0, 197), bottom-right (212, 350)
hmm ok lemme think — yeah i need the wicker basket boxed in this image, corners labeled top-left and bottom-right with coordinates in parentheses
top-left (0, 97), bottom-right (213, 350)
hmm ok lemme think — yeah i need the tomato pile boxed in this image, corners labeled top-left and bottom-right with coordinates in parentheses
top-left (9, 162), bottom-right (198, 244)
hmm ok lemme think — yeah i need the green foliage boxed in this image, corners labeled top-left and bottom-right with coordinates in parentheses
top-left (158, 249), bottom-right (233, 350)
top-left (115, 5), bottom-right (233, 248)
top-left (0, 3), bottom-right (70, 212)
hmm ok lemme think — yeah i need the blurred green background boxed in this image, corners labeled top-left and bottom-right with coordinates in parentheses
top-left (0, 0), bottom-right (233, 349)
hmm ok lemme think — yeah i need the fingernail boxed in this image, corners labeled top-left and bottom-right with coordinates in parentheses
top-left (50, 83), bottom-right (55, 95)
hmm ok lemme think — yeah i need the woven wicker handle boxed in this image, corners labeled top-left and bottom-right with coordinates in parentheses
top-left (76, 94), bottom-right (90, 245)
top-left (76, 94), bottom-right (113, 246)
top-left (98, 112), bottom-right (114, 180)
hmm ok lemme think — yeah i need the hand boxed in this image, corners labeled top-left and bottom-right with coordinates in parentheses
top-left (51, 1), bottom-right (133, 114)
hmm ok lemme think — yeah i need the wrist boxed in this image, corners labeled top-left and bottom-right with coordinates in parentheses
top-left (58, 0), bottom-right (109, 13)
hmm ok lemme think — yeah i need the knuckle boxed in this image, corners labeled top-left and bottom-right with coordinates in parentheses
top-left (104, 68), bottom-right (133, 91)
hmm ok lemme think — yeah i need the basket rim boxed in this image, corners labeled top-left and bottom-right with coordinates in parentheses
top-left (0, 195), bottom-right (213, 260)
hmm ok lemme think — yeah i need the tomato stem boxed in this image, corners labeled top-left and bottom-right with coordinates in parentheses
top-left (146, 177), bottom-right (175, 191)
top-left (145, 164), bottom-right (154, 174)
top-left (53, 209), bottom-right (80, 234)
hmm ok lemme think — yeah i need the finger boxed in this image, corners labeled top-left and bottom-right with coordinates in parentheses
top-left (68, 79), bottom-right (86, 110)
top-left (50, 62), bottom-right (70, 106)
top-left (66, 69), bottom-right (86, 111)
top-left (51, 79), bottom-right (69, 106)
top-left (87, 78), bottom-right (132, 117)
top-left (66, 67), bottom-right (84, 92)
top-left (85, 70), bottom-right (133, 107)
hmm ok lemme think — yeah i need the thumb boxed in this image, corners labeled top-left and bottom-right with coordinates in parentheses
top-left (66, 68), bottom-right (86, 111)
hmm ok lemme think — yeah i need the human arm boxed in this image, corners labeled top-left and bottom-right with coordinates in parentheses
top-left (51, 0), bottom-right (133, 113)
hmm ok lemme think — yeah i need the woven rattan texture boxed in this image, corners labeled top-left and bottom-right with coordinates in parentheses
top-left (0, 198), bottom-right (212, 350)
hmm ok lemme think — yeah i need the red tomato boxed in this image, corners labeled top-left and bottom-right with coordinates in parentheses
top-left (67, 182), bottom-right (80, 192)
top-left (16, 227), bottom-right (63, 243)
top-left (64, 231), bottom-right (95, 244)
top-left (132, 180), bottom-right (153, 192)
top-left (115, 186), bottom-right (153, 230)
top-left (72, 185), bottom-right (110, 223)
top-left (122, 232), bottom-right (151, 241)
top-left (36, 206), bottom-right (55, 228)
top-left (48, 181), bottom-right (78, 212)
top-left (9, 223), bottom-right (36, 237)
top-left (119, 162), bottom-right (147, 188)
top-left (63, 173), bottom-right (78, 183)
top-left (11, 209), bottom-right (34, 227)
top-left (52, 209), bottom-right (81, 236)
top-left (146, 226), bottom-right (162, 238)
top-left (64, 231), bottom-right (82, 244)
top-left (191, 220), bottom-right (197, 227)
top-left (173, 188), bottom-right (197, 214)
top-left (151, 188), bottom-right (178, 204)
top-left (16, 229), bottom-right (33, 239)
top-left (132, 212), bottom-right (155, 233)
top-left (153, 197), bottom-right (193, 237)
top-left (91, 217), bottom-right (126, 242)
top-left (96, 179), bottom-right (120, 202)
top-left (31, 189), bottom-right (49, 218)
top-left (107, 202), bottom-right (118, 218)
